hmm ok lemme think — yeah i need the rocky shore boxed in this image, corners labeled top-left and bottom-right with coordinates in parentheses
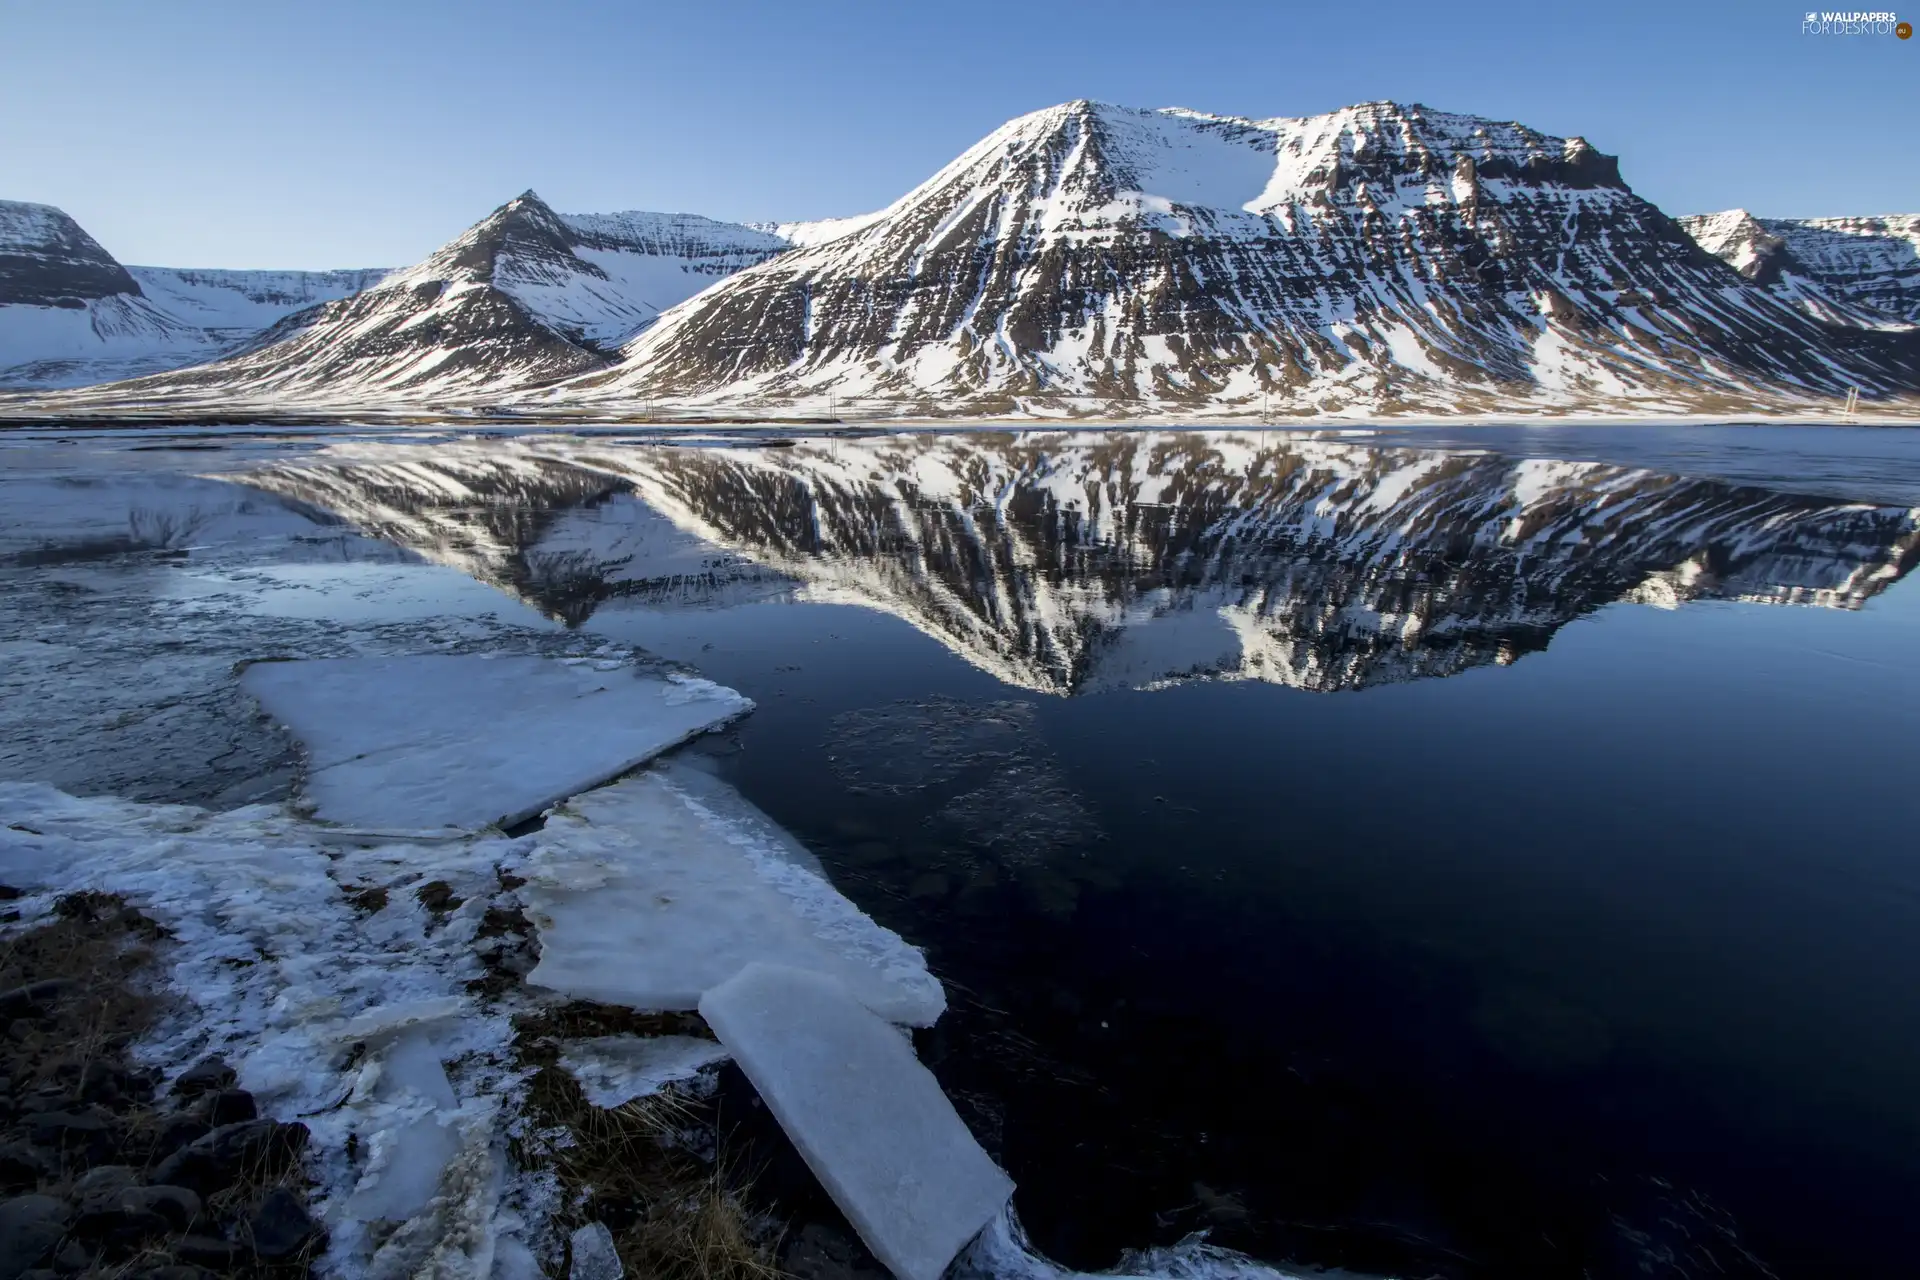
top-left (0, 893), bottom-right (319, 1279)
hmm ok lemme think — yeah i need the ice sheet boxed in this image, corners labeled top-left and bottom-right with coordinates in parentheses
top-left (700, 964), bottom-right (1012, 1280)
top-left (240, 655), bottom-right (752, 830)
top-left (0, 782), bottom-right (533, 1278)
top-left (522, 771), bottom-right (944, 1026)
top-left (558, 1035), bottom-right (730, 1109)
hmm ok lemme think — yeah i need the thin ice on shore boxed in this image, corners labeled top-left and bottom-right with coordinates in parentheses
top-left (0, 646), bottom-right (1333, 1280)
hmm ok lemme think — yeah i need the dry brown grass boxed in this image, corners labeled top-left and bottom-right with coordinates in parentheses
top-left (0, 892), bottom-right (167, 1106)
top-left (514, 1001), bottom-right (786, 1280)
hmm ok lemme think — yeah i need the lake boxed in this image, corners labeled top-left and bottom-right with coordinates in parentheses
top-left (4, 424), bottom-right (1918, 1279)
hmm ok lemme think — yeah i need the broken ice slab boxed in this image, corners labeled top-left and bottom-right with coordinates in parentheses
top-left (558, 1034), bottom-right (730, 1109)
top-left (239, 655), bottom-right (752, 831)
top-left (700, 964), bottom-right (1013, 1280)
top-left (569, 1222), bottom-right (624, 1280)
top-left (523, 771), bottom-right (945, 1026)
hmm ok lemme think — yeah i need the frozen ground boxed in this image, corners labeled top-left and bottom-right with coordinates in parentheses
top-left (0, 761), bottom-right (948, 1278)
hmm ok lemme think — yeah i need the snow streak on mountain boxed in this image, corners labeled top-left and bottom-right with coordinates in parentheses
top-left (234, 434), bottom-right (1920, 694)
top-left (8, 99), bottom-right (1920, 416)
top-left (1680, 211), bottom-right (1920, 327)
top-left (575, 101), bottom-right (1920, 416)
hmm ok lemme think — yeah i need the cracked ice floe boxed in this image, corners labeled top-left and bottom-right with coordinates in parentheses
top-left (522, 767), bottom-right (946, 1026)
top-left (701, 963), bottom-right (1013, 1280)
top-left (558, 1035), bottom-right (730, 1109)
top-left (0, 781), bottom-right (540, 1279)
top-left (240, 655), bottom-right (753, 831)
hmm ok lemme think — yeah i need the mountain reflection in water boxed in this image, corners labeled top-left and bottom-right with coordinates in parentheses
top-left (237, 432), bottom-right (1920, 692)
top-left (232, 431), bottom-right (1920, 1278)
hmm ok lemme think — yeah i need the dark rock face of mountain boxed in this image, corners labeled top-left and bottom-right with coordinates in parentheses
top-left (1682, 210), bottom-right (1920, 326)
top-left (0, 200), bottom-right (141, 306)
top-left (232, 434), bottom-right (1920, 693)
top-left (600, 101), bottom-right (1920, 414)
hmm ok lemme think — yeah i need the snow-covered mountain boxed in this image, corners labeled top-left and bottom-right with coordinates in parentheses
top-left (127, 266), bottom-right (392, 344)
top-left (15, 100), bottom-right (1920, 416)
top-left (0, 200), bottom-right (388, 389)
top-left (566, 100), bottom-right (1920, 416)
top-left (1680, 210), bottom-right (1920, 327)
top-left (52, 192), bottom-right (792, 406)
top-left (232, 434), bottom-right (1920, 693)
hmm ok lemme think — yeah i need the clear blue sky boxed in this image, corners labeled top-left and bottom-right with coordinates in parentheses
top-left (2, 0), bottom-right (1914, 269)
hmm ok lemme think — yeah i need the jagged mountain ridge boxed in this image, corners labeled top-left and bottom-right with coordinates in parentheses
top-left (53, 192), bottom-right (793, 404)
top-left (569, 100), bottom-right (1920, 416)
top-left (230, 435), bottom-right (1920, 694)
top-left (13, 100), bottom-right (1920, 415)
top-left (0, 199), bottom-right (389, 389)
top-left (1680, 210), bottom-right (1920, 327)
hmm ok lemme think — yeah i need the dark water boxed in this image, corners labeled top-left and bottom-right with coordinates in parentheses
top-left (9, 425), bottom-right (1920, 1279)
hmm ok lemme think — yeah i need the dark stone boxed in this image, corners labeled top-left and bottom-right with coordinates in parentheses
top-left (150, 1115), bottom-right (210, 1161)
top-left (48, 1241), bottom-right (92, 1274)
top-left (150, 1120), bottom-right (308, 1196)
top-left (73, 1063), bottom-right (128, 1107)
top-left (127, 1186), bottom-right (199, 1231)
top-left (171, 1235), bottom-right (241, 1267)
top-left (779, 1222), bottom-right (890, 1280)
top-left (243, 1187), bottom-right (318, 1260)
top-left (0, 1144), bottom-right (51, 1192)
top-left (199, 1089), bottom-right (255, 1127)
top-left (0, 983), bottom-right (75, 1020)
top-left (0, 1195), bottom-right (70, 1280)
top-left (70, 1166), bottom-right (138, 1203)
top-left (415, 880), bottom-right (462, 912)
top-left (23, 1110), bottom-right (116, 1160)
top-left (0, 886), bottom-right (21, 901)
top-left (169, 1059), bottom-right (234, 1099)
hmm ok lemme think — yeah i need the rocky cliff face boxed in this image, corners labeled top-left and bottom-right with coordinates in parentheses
top-left (1682, 210), bottom-right (1920, 327)
top-left (577, 101), bottom-right (1920, 415)
top-left (233, 434), bottom-right (1920, 694)
top-left (0, 201), bottom-right (142, 305)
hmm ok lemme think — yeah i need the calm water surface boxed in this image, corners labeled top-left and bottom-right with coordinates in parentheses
top-left (4, 424), bottom-right (1919, 1279)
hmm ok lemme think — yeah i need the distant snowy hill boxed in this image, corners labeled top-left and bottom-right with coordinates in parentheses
top-left (0, 199), bottom-right (387, 390)
top-left (234, 434), bottom-right (1920, 694)
top-left (1680, 210), bottom-right (1920, 327)
top-left (127, 266), bottom-right (392, 344)
top-left (47, 192), bottom-right (791, 405)
top-left (575, 100), bottom-right (1920, 416)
